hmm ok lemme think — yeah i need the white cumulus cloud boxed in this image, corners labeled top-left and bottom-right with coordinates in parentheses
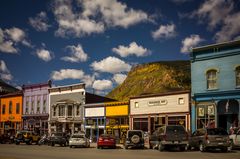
top-left (61, 44), bottom-right (88, 62)
top-left (152, 24), bottom-right (176, 40)
top-left (113, 73), bottom-right (127, 84)
top-left (51, 69), bottom-right (85, 80)
top-left (191, 0), bottom-right (240, 42)
top-left (29, 11), bottom-right (51, 32)
top-left (181, 34), bottom-right (204, 53)
top-left (92, 79), bottom-right (113, 90)
top-left (112, 42), bottom-right (151, 57)
top-left (0, 60), bottom-right (13, 81)
top-left (91, 56), bottom-right (131, 74)
top-left (36, 49), bottom-right (54, 62)
top-left (52, 0), bottom-right (149, 38)
top-left (0, 27), bottom-right (32, 53)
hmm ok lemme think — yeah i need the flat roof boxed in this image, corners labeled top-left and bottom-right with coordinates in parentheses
top-left (192, 39), bottom-right (240, 53)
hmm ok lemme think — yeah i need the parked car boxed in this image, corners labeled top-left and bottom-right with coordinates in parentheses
top-left (69, 133), bottom-right (90, 148)
top-left (125, 130), bottom-right (144, 149)
top-left (189, 128), bottom-right (230, 152)
top-left (229, 127), bottom-right (240, 149)
top-left (97, 134), bottom-right (116, 149)
top-left (0, 134), bottom-right (14, 144)
top-left (49, 132), bottom-right (69, 147)
top-left (15, 130), bottom-right (40, 145)
top-left (149, 125), bottom-right (188, 151)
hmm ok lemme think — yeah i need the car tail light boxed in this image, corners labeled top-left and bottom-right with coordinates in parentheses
top-left (205, 133), bottom-right (208, 140)
top-left (99, 137), bottom-right (103, 141)
top-left (163, 135), bottom-right (167, 140)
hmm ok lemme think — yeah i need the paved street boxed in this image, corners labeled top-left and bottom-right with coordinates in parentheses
top-left (0, 144), bottom-right (240, 159)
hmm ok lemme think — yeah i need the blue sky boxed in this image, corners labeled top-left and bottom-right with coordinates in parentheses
top-left (0, 0), bottom-right (240, 95)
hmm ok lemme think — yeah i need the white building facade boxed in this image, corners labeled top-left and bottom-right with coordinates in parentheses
top-left (22, 81), bottom-right (52, 135)
top-left (130, 91), bottom-right (191, 133)
top-left (48, 83), bottom-right (85, 134)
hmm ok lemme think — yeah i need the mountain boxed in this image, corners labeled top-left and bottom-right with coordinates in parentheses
top-left (0, 79), bottom-right (18, 95)
top-left (106, 60), bottom-right (191, 101)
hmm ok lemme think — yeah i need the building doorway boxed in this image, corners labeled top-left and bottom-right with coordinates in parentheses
top-left (217, 99), bottom-right (239, 132)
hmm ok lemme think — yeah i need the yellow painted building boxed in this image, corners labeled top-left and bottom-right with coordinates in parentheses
top-left (0, 91), bottom-right (23, 135)
top-left (105, 101), bottom-right (129, 143)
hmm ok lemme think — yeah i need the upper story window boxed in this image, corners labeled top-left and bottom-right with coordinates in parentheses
top-left (53, 106), bottom-right (57, 117)
top-left (31, 97), bottom-right (34, 113)
top-left (236, 66), bottom-right (240, 88)
top-left (16, 103), bottom-right (20, 114)
top-left (37, 97), bottom-right (40, 113)
top-left (76, 105), bottom-right (80, 116)
top-left (178, 98), bottom-right (185, 105)
top-left (9, 101), bottom-right (12, 114)
top-left (206, 69), bottom-right (218, 90)
top-left (2, 105), bottom-right (6, 114)
top-left (43, 95), bottom-right (47, 113)
top-left (26, 100), bottom-right (29, 114)
top-left (135, 102), bottom-right (139, 108)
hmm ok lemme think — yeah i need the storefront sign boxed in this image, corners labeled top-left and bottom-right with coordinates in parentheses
top-left (148, 100), bottom-right (167, 106)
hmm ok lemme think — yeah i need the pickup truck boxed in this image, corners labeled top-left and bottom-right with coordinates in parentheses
top-left (149, 125), bottom-right (188, 151)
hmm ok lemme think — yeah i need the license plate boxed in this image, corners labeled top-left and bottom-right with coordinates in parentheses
top-left (104, 139), bottom-right (109, 141)
top-left (216, 138), bottom-right (222, 141)
top-left (174, 141), bottom-right (178, 144)
top-left (218, 142), bottom-right (223, 145)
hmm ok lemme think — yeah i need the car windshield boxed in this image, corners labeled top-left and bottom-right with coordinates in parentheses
top-left (100, 134), bottom-right (114, 138)
top-left (166, 126), bottom-right (186, 134)
top-left (71, 134), bottom-right (85, 138)
top-left (207, 128), bottom-right (228, 135)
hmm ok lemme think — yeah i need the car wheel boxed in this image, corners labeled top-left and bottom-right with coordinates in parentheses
top-left (149, 144), bottom-right (153, 149)
top-left (70, 145), bottom-right (72, 148)
top-left (158, 142), bottom-right (164, 152)
top-left (51, 142), bottom-right (55, 147)
top-left (221, 147), bottom-right (228, 152)
top-left (180, 145), bottom-right (187, 151)
top-left (229, 140), bottom-right (233, 151)
top-left (199, 142), bottom-right (206, 152)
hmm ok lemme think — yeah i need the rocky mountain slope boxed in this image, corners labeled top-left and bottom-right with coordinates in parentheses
top-left (106, 61), bottom-right (191, 101)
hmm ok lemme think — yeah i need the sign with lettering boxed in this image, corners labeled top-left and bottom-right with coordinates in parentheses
top-left (148, 100), bottom-right (167, 106)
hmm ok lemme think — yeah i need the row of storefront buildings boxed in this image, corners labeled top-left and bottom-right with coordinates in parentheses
top-left (0, 40), bottom-right (240, 143)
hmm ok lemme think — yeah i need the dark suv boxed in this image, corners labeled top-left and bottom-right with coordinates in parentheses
top-left (125, 130), bottom-right (144, 149)
top-left (49, 132), bottom-right (69, 147)
top-left (189, 128), bottom-right (230, 152)
top-left (149, 125), bottom-right (188, 151)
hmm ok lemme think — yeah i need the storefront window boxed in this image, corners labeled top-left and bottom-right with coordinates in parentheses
top-left (196, 105), bottom-right (215, 129)
top-left (168, 116), bottom-right (186, 128)
top-left (133, 118), bottom-right (148, 132)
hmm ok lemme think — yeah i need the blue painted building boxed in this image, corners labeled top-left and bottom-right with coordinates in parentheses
top-left (191, 40), bottom-right (240, 132)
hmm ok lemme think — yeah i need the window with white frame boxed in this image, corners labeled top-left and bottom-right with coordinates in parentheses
top-left (68, 105), bottom-right (73, 117)
top-left (53, 106), bottom-right (57, 117)
top-left (178, 98), bottom-right (185, 105)
top-left (37, 96), bottom-right (40, 113)
top-left (43, 97), bottom-right (46, 113)
top-left (31, 97), bottom-right (34, 113)
top-left (76, 105), bottom-right (80, 116)
top-left (135, 102), bottom-right (139, 108)
top-left (26, 97), bottom-right (29, 114)
top-left (206, 69), bottom-right (218, 89)
top-left (59, 105), bottom-right (65, 116)
top-left (236, 66), bottom-right (240, 87)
